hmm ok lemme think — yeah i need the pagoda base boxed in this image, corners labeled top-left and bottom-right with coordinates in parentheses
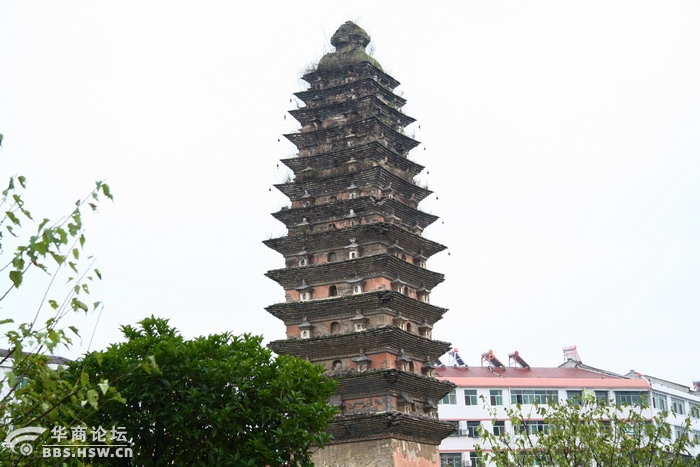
top-left (312, 438), bottom-right (439, 467)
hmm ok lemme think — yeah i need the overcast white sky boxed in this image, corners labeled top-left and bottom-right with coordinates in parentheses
top-left (1, 1), bottom-right (698, 386)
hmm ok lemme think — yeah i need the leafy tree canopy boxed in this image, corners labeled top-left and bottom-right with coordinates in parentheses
top-left (71, 316), bottom-right (337, 467)
top-left (0, 147), bottom-right (117, 465)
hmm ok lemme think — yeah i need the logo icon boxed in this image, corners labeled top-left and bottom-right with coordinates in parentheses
top-left (4, 426), bottom-right (47, 456)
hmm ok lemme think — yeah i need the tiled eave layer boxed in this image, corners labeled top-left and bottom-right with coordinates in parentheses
top-left (302, 62), bottom-right (401, 93)
top-left (284, 117), bottom-right (419, 153)
top-left (335, 369), bottom-right (455, 401)
top-left (272, 197), bottom-right (439, 230)
top-left (281, 142), bottom-right (423, 175)
top-left (265, 253), bottom-right (445, 290)
top-left (295, 77), bottom-right (406, 109)
top-left (265, 290), bottom-right (448, 326)
top-left (276, 166), bottom-right (431, 202)
top-left (289, 94), bottom-right (415, 128)
top-left (269, 326), bottom-right (451, 361)
top-left (263, 223), bottom-right (446, 259)
top-left (327, 412), bottom-right (454, 445)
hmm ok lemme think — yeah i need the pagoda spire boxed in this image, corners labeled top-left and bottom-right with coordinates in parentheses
top-left (264, 21), bottom-right (454, 467)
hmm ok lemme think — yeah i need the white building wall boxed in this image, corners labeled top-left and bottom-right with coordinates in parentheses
top-left (438, 378), bottom-right (700, 467)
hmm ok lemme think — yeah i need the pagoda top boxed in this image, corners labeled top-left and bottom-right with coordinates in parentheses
top-left (331, 21), bottom-right (371, 49)
top-left (317, 21), bottom-right (382, 72)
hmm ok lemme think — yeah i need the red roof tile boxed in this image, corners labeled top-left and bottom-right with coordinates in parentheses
top-left (435, 366), bottom-right (650, 389)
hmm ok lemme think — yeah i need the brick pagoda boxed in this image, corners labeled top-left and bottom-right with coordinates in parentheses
top-left (264, 21), bottom-right (455, 467)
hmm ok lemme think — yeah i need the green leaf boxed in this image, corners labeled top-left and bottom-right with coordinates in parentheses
top-left (98, 381), bottom-right (109, 395)
top-left (50, 252), bottom-right (65, 265)
top-left (101, 183), bottom-right (113, 200)
top-left (6, 210), bottom-right (20, 226)
top-left (9, 270), bottom-right (22, 287)
top-left (87, 389), bottom-right (99, 409)
top-left (79, 233), bottom-right (85, 248)
top-left (48, 299), bottom-right (59, 310)
top-left (70, 298), bottom-right (89, 312)
top-left (94, 268), bottom-right (102, 280)
top-left (72, 248), bottom-right (79, 259)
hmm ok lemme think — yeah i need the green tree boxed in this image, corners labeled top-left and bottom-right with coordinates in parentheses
top-left (72, 316), bottom-right (337, 467)
top-left (477, 393), bottom-right (699, 467)
top-left (0, 141), bottom-right (117, 465)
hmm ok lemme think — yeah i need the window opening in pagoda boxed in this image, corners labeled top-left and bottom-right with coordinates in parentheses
top-left (330, 322), bottom-right (340, 334)
top-left (328, 224), bottom-right (336, 231)
top-left (300, 292), bottom-right (310, 302)
top-left (327, 251), bottom-right (337, 262)
top-left (299, 258), bottom-right (307, 267)
top-left (353, 284), bottom-right (362, 294)
top-left (349, 251), bottom-right (357, 259)
top-left (406, 323), bottom-right (412, 333)
top-left (328, 285), bottom-right (337, 297)
top-left (332, 360), bottom-right (342, 371)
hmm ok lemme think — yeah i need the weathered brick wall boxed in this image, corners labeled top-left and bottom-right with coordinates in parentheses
top-left (312, 438), bottom-right (439, 467)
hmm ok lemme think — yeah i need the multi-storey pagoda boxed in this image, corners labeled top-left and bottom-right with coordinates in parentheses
top-left (264, 21), bottom-right (455, 467)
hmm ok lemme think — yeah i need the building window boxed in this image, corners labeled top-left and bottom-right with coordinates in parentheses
top-left (332, 360), bottom-right (342, 371)
top-left (652, 392), bottom-right (668, 411)
top-left (440, 453), bottom-right (461, 467)
top-left (300, 292), bottom-right (310, 302)
top-left (595, 390), bottom-right (609, 405)
top-left (465, 421), bottom-right (480, 438)
top-left (328, 285), bottom-right (337, 297)
top-left (515, 421), bottom-right (551, 435)
top-left (674, 425), bottom-right (687, 441)
top-left (670, 397), bottom-right (686, 415)
top-left (405, 322), bottom-right (412, 333)
top-left (352, 284), bottom-right (362, 294)
top-left (511, 390), bottom-right (559, 405)
top-left (615, 391), bottom-right (647, 406)
top-left (440, 389), bottom-right (457, 405)
top-left (300, 329), bottom-right (309, 339)
top-left (349, 250), bottom-right (357, 259)
top-left (567, 390), bottom-right (583, 405)
top-left (469, 452), bottom-right (484, 467)
top-left (464, 390), bottom-right (478, 406)
top-left (299, 258), bottom-right (307, 266)
top-left (330, 322), bottom-right (340, 334)
top-left (690, 402), bottom-right (700, 419)
top-left (348, 191), bottom-right (357, 199)
top-left (493, 420), bottom-right (506, 436)
top-left (327, 251), bottom-right (337, 262)
top-left (490, 389), bottom-right (503, 406)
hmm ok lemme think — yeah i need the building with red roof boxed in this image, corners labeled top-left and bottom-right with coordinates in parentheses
top-left (435, 349), bottom-right (699, 467)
